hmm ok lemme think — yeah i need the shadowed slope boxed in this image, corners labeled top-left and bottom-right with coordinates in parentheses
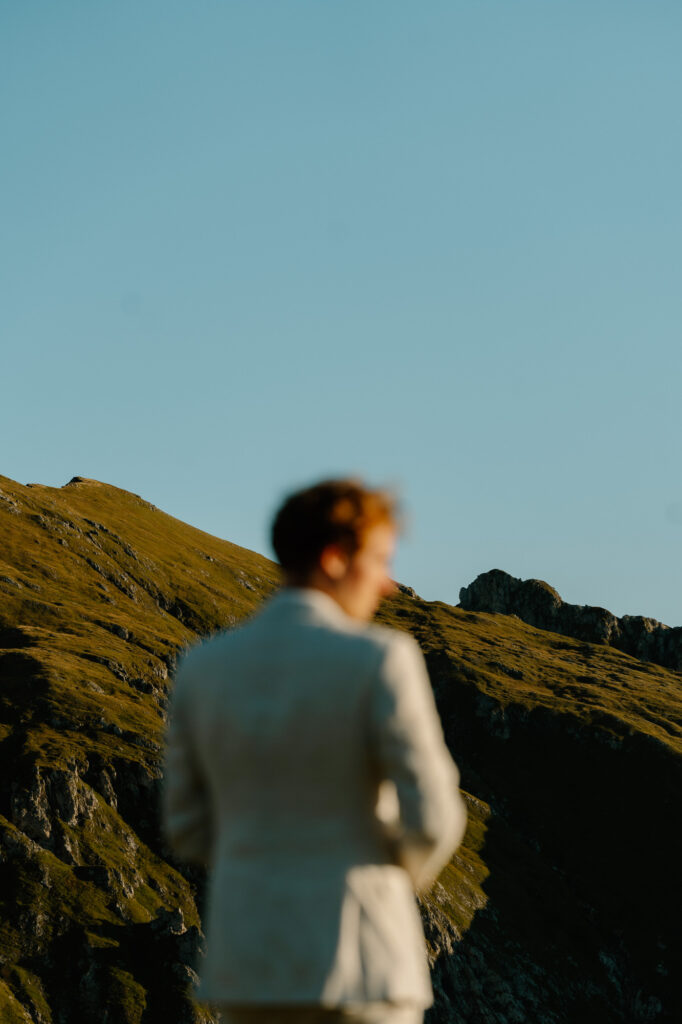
top-left (380, 598), bottom-right (681, 1023)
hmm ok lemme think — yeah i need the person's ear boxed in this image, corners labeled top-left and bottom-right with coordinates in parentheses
top-left (319, 544), bottom-right (349, 581)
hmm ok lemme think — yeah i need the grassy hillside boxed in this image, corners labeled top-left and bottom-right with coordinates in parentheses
top-left (1, 475), bottom-right (680, 1023)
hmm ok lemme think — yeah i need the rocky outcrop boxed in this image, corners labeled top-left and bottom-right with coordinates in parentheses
top-left (459, 569), bottom-right (682, 672)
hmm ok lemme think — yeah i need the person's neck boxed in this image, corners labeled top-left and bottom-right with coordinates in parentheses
top-left (284, 573), bottom-right (346, 609)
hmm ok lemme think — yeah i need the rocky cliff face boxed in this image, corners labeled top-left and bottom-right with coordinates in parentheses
top-left (459, 568), bottom-right (682, 672)
top-left (1, 477), bottom-right (680, 1023)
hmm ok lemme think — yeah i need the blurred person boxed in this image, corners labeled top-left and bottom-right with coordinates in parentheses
top-left (162, 478), bottom-right (467, 1024)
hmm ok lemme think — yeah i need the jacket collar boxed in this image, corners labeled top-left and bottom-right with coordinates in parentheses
top-left (264, 586), bottom-right (350, 625)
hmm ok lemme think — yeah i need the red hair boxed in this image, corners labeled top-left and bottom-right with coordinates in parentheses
top-left (271, 478), bottom-right (399, 580)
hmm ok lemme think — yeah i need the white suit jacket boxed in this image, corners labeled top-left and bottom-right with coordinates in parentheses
top-left (162, 587), bottom-right (466, 1008)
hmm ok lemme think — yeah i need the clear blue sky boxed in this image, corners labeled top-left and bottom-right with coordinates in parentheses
top-left (2, 1), bottom-right (681, 625)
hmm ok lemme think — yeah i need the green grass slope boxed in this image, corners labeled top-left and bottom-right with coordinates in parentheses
top-left (0, 475), bottom-right (279, 1023)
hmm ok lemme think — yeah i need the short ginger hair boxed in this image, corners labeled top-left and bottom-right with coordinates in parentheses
top-left (271, 478), bottom-right (399, 581)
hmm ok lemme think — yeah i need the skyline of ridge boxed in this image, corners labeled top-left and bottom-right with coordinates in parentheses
top-left (3, 2), bottom-right (680, 629)
top-left (2, 471), bottom-right (678, 632)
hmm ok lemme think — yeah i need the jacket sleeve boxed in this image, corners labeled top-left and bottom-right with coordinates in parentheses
top-left (161, 655), bottom-right (213, 865)
top-left (369, 631), bottom-right (467, 893)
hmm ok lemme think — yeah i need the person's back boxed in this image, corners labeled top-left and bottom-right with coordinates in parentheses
top-left (184, 595), bottom-right (401, 863)
top-left (162, 479), bottom-right (467, 1023)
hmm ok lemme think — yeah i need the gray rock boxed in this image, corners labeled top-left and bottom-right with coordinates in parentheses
top-left (459, 569), bottom-right (682, 671)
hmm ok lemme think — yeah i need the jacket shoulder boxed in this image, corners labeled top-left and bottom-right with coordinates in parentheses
top-left (348, 623), bottom-right (423, 678)
top-left (362, 622), bottom-right (421, 656)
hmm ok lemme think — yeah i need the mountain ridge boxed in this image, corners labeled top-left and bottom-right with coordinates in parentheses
top-left (1, 475), bottom-right (680, 1023)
